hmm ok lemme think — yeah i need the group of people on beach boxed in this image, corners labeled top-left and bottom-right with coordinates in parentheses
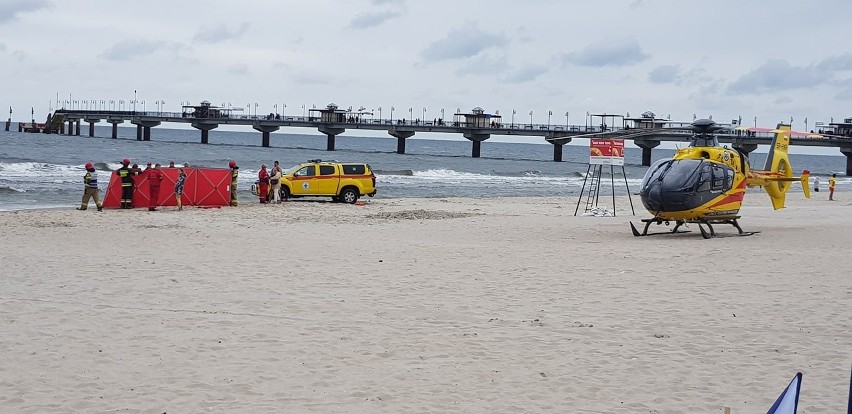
top-left (254, 160), bottom-right (284, 204)
top-left (78, 159), bottom-right (189, 212)
top-left (813, 174), bottom-right (838, 201)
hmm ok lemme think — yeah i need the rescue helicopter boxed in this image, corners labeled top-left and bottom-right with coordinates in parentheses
top-left (584, 118), bottom-right (810, 238)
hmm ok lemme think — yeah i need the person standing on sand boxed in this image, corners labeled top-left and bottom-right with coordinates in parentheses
top-left (78, 162), bottom-right (102, 211)
top-left (229, 160), bottom-right (239, 206)
top-left (147, 163), bottom-right (164, 211)
top-left (175, 167), bottom-right (187, 211)
top-left (257, 164), bottom-right (270, 204)
top-left (117, 158), bottom-right (134, 209)
top-left (829, 173), bottom-right (837, 201)
top-left (269, 163), bottom-right (282, 203)
top-left (814, 176), bottom-right (820, 192)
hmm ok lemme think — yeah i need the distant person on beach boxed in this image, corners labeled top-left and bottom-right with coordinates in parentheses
top-left (144, 162), bottom-right (152, 171)
top-left (175, 168), bottom-right (187, 211)
top-left (258, 164), bottom-right (270, 204)
top-left (269, 163), bottom-right (282, 203)
top-left (131, 163), bottom-right (142, 176)
top-left (117, 158), bottom-right (134, 209)
top-left (183, 162), bottom-right (190, 168)
top-left (168, 160), bottom-right (175, 168)
top-left (814, 176), bottom-right (820, 192)
top-left (829, 173), bottom-right (837, 201)
top-left (229, 160), bottom-right (239, 206)
top-left (147, 163), bottom-right (164, 211)
top-left (77, 162), bottom-right (102, 211)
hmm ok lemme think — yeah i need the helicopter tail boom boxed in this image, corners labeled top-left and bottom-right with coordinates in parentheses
top-left (747, 124), bottom-right (810, 210)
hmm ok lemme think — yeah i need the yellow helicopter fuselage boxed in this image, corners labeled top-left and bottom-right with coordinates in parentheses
top-left (641, 145), bottom-right (749, 222)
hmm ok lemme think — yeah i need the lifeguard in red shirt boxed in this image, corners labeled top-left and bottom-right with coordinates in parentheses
top-left (147, 163), bottom-right (164, 211)
top-left (258, 164), bottom-right (270, 204)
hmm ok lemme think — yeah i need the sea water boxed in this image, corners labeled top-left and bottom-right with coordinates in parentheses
top-left (0, 127), bottom-right (847, 211)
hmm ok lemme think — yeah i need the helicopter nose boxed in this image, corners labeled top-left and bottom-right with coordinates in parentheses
top-left (641, 179), bottom-right (665, 211)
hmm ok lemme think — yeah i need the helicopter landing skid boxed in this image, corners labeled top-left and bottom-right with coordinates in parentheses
top-left (696, 218), bottom-right (759, 239)
top-left (629, 219), bottom-right (692, 237)
top-left (630, 217), bottom-right (759, 239)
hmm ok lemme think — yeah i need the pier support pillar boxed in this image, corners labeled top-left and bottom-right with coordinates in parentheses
top-left (732, 143), bottom-right (758, 156)
top-left (635, 140), bottom-right (660, 166)
top-left (4, 119), bottom-right (9, 132)
top-left (191, 121), bottom-right (219, 144)
top-left (88, 121), bottom-right (96, 137)
top-left (841, 148), bottom-right (852, 176)
top-left (131, 120), bottom-right (160, 142)
top-left (546, 136), bottom-right (571, 162)
top-left (389, 129), bottom-right (415, 154)
top-left (66, 120), bottom-right (73, 135)
top-left (252, 124), bottom-right (280, 148)
top-left (108, 119), bottom-right (123, 139)
top-left (552, 142), bottom-right (564, 162)
top-left (318, 126), bottom-right (345, 152)
top-left (463, 132), bottom-right (491, 158)
top-left (75, 120), bottom-right (81, 136)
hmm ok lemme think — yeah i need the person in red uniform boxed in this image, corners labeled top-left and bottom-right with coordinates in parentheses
top-left (147, 163), bottom-right (164, 211)
top-left (257, 164), bottom-right (270, 204)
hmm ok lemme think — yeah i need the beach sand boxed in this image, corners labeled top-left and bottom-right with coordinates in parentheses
top-left (1, 193), bottom-right (849, 413)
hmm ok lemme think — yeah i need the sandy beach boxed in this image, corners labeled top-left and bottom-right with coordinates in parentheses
top-left (1, 193), bottom-right (849, 413)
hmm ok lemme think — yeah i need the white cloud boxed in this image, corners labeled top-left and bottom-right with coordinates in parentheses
top-left (99, 39), bottom-right (169, 61)
top-left (561, 39), bottom-right (650, 68)
top-left (193, 22), bottom-right (250, 44)
top-left (727, 60), bottom-right (826, 94)
top-left (349, 10), bottom-right (402, 29)
top-left (0, 0), bottom-right (50, 24)
top-left (421, 24), bottom-right (506, 61)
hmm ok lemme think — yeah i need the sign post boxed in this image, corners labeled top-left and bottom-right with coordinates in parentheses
top-left (574, 139), bottom-right (634, 216)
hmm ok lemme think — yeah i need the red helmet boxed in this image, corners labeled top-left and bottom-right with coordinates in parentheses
top-left (229, 160), bottom-right (237, 168)
top-left (85, 162), bottom-right (94, 169)
top-left (122, 158), bottom-right (130, 165)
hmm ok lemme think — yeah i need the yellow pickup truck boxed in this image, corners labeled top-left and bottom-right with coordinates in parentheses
top-left (279, 160), bottom-right (377, 204)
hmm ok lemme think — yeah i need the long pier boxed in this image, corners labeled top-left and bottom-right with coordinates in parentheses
top-left (46, 106), bottom-right (852, 174)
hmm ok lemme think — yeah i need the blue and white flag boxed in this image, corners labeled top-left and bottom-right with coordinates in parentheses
top-left (766, 372), bottom-right (802, 414)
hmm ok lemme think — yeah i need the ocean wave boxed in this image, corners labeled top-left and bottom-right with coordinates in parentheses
top-left (0, 162), bottom-right (85, 182)
top-left (0, 185), bottom-right (26, 194)
top-left (374, 169), bottom-right (414, 176)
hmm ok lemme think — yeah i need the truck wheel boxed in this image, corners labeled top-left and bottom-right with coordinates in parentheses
top-left (281, 187), bottom-right (290, 201)
top-left (340, 188), bottom-right (359, 204)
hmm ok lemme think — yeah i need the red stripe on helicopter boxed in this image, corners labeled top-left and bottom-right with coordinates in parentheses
top-left (708, 181), bottom-right (747, 208)
top-left (709, 191), bottom-right (746, 208)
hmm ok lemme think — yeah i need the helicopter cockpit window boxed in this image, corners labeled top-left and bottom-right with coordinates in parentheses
top-left (641, 159), bottom-right (671, 189)
top-left (696, 163), bottom-right (712, 192)
top-left (658, 159), bottom-right (703, 191)
top-left (711, 164), bottom-right (726, 190)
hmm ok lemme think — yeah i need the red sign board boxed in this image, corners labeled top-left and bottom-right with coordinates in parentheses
top-left (589, 139), bottom-right (625, 165)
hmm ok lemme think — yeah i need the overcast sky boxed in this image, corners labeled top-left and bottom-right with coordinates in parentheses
top-left (2, 0), bottom-right (851, 136)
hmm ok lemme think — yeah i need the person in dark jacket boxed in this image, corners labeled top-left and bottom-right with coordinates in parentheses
top-left (147, 163), bottom-right (164, 211)
top-left (117, 158), bottom-right (134, 209)
top-left (78, 162), bottom-right (102, 211)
